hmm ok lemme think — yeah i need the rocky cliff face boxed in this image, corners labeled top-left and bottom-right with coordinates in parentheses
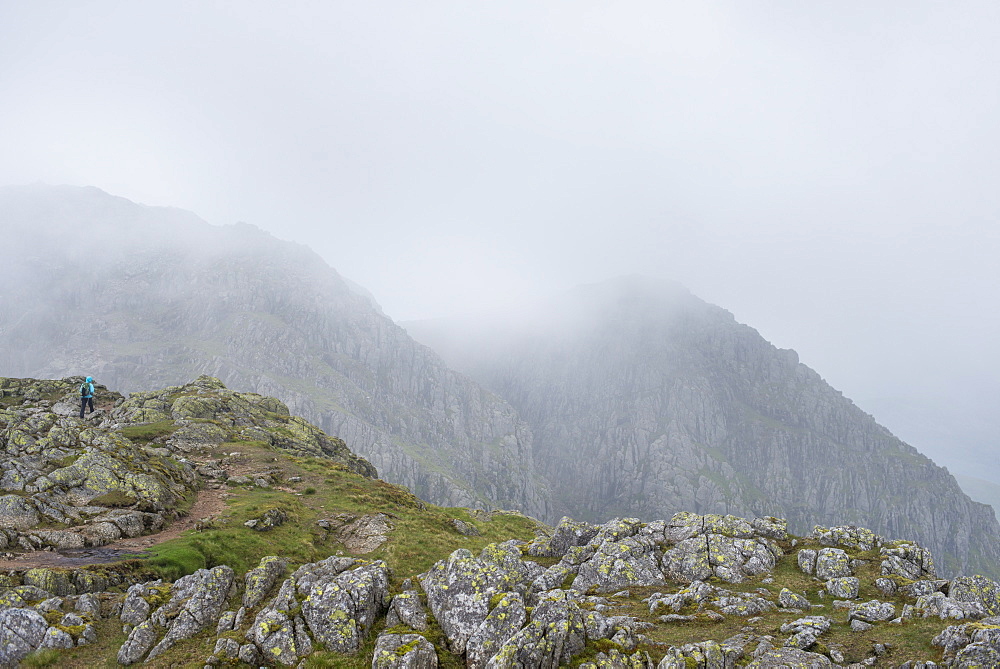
top-left (406, 276), bottom-right (1000, 579)
top-left (0, 185), bottom-right (550, 520)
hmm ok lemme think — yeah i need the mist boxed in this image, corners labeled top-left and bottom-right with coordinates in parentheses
top-left (2, 3), bottom-right (1000, 488)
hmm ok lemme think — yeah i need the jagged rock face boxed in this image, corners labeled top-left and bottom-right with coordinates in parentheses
top-left (408, 276), bottom-right (1000, 578)
top-left (0, 185), bottom-right (549, 521)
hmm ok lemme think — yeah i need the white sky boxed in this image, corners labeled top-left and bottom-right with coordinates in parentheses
top-left (2, 1), bottom-right (999, 479)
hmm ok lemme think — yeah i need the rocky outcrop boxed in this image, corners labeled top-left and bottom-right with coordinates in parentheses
top-left (0, 377), bottom-right (198, 552)
top-left (203, 555), bottom-right (392, 667)
top-left (0, 375), bottom-right (379, 552)
top-left (0, 585), bottom-right (105, 666)
top-left (372, 633), bottom-right (438, 668)
top-left (933, 617), bottom-right (1000, 665)
top-left (115, 375), bottom-right (376, 478)
top-left (117, 566), bottom-right (235, 665)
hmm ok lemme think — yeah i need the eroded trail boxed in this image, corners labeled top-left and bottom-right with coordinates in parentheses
top-left (0, 488), bottom-right (229, 570)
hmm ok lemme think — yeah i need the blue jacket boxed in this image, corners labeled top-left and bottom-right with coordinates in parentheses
top-left (81, 377), bottom-right (94, 399)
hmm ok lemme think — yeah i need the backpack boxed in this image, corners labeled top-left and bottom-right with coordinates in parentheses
top-left (80, 383), bottom-right (90, 398)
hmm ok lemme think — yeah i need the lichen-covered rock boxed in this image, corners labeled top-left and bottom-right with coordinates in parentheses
top-left (647, 580), bottom-right (717, 614)
top-left (25, 529), bottom-right (87, 550)
top-left (22, 568), bottom-right (76, 597)
top-left (527, 517), bottom-right (599, 558)
top-left (950, 575), bottom-right (1000, 617)
top-left (39, 625), bottom-right (75, 649)
top-left (486, 590), bottom-right (588, 668)
top-left (294, 557), bottom-right (390, 654)
top-left (530, 562), bottom-right (576, 593)
top-left (579, 648), bottom-right (654, 668)
top-left (665, 512), bottom-right (746, 542)
top-left (248, 580), bottom-right (302, 666)
top-left (117, 566), bottom-right (235, 665)
top-left (145, 565), bottom-right (234, 659)
top-left (238, 642), bottom-right (262, 665)
top-left (213, 637), bottom-right (241, 663)
top-left (116, 376), bottom-right (377, 478)
top-left (932, 617), bottom-right (1000, 664)
top-left (243, 555), bottom-right (288, 608)
top-left (572, 534), bottom-right (666, 593)
top-left (750, 517), bottom-right (788, 540)
top-left (914, 592), bottom-right (986, 620)
top-left (808, 525), bottom-right (881, 551)
top-left (656, 639), bottom-right (726, 668)
top-left (881, 578), bottom-right (948, 600)
top-left (0, 608), bottom-right (49, 666)
top-left (119, 580), bottom-right (165, 627)
top-left (0, 494), bottom-right (40, 530)
top-left (74, 592), bottom-right (102, 619)
top-left (825, 577), bottom-right (859, 599)
top-left (661, 532), bottom-right (780, 584)
top-left (746, 646), bottom-right (834, 667)
top-left (450, 518), bottom-right (481, 537)
top-left (216, 610), bottom-right (236, 634)
top-left (778, 588), bottom-right (811, 610)
top-left (244, 507), bottom-right (287, 531)
top-left (713, 590), bottom-right (777, 617)
top-left (797, 549), bottom-right (817, 575)
top-left (780, 616), bottom-right (832, 649)
top-left (647, 580), bottom-right (775, 617)
top-left (421, 545), bottom-right (536, 654)
top-left (319, 512), bottom-right (394, 553)
top-left (465, 592), bottom-right (527, 668)
top-left (881, 541), bottom-right (936, 580)
top-left (851, 619), bottom-right (873, 632)
top-left (386, 590), bottom-right (429, 631)
top-left (0, 585), bottom-right (53, 611)
top-left (952, 636), bottom-right (1000, 667)
top-left (847, 599), bottom-right (897, 623)
top-left (372, 633), bottom-right (438, 668)
top-left (814, 548), bottom-right (852, 579)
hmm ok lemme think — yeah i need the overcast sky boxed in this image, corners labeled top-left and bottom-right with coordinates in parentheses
top-left (2, 1), bottom-right (999, 479)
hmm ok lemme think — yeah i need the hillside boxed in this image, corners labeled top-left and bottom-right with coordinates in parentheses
top-left (2, 376), bottom-right (1000, 668)
top-left (405, 276), bottom-right (1000, 579)
top-left (0, 184), bottom-right (550, 520)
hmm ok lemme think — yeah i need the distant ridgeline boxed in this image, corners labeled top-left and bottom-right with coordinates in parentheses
top-left (1, 184), bottom-right (998, 579)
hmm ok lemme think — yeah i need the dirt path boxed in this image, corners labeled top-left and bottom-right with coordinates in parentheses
top-left (0, 488), bottom-right (230, 570)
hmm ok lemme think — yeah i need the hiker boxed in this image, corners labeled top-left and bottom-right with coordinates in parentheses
top-left (79, 376), bottom-right (95, 418)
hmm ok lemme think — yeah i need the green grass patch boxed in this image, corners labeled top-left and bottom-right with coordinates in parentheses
top-left (119, 420), bottom-right (178, 443)
top-left (146, 490), bottom-right (319, 580)
top-left (20, 648), bottom-right (63, 667)
top-left (88, 491), bottom-right (138, 508)
top-left (26, 618), bottom-right (127, 669)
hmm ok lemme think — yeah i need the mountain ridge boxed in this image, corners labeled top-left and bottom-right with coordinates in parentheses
top-left (2, 184), bottom-right (997, 579)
